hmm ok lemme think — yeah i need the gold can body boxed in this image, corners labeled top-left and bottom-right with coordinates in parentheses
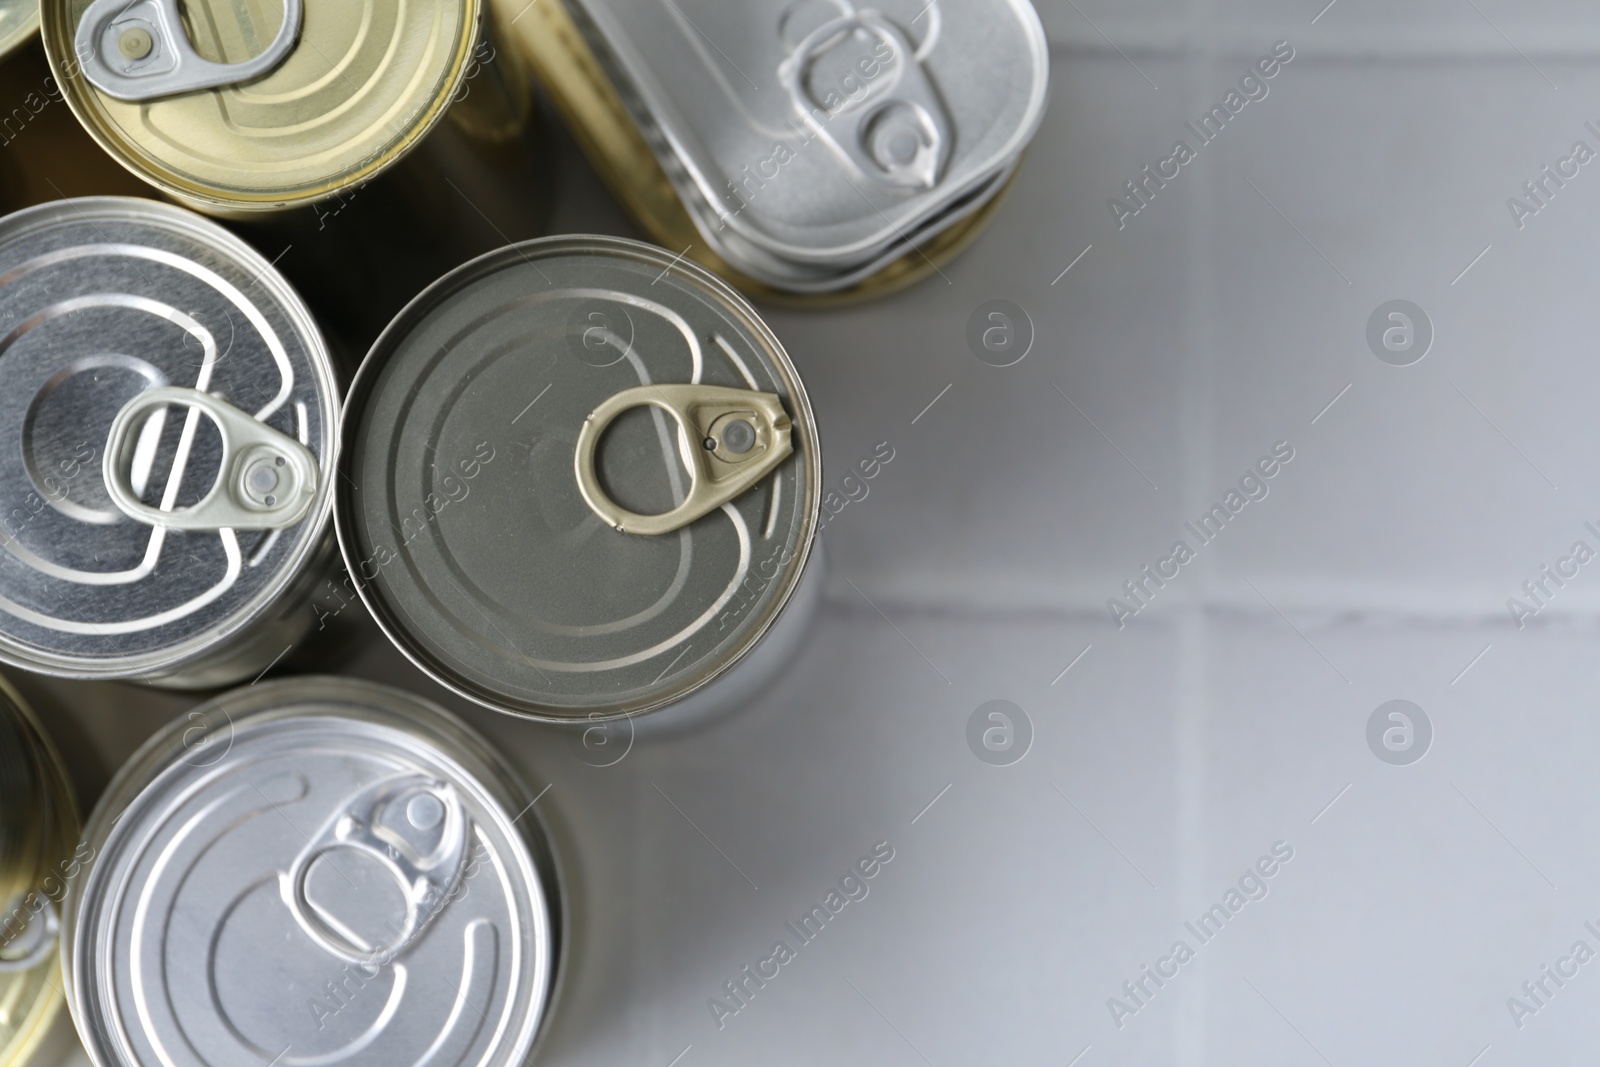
top-left (0, 677), bottom-right (80, 1067)
top-left (41, 0), bottom-right (481, 213)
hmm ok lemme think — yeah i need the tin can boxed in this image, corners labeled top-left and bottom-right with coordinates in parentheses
top-left (336, 235), bottom-right (822, 723)
top-left (0, 674), bottom-right (81, 1067)
top-left (492, 0), bottom-right (1045, 298)
top-left (62, 676), bottom-right (563, 1067)
top-left (40, 0), bottom-right (482, 215)
top-left (0, 196), bottom-right (339, 687)
top-left (0, 0), bottom-right (36, 66)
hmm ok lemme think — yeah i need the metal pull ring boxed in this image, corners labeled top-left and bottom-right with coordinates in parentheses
top-left (103, 386), bottom-right (319, 531)
top-left (778, 11), bottom-right (951, 190)
top-left (282, 776), bottom-right (471, 967)
top-left (575, 385), bottom-right (794, 536)
top-left (0, 895), bottom-right (58, 973)
top-left (76, 0), bottom-right (302, 102)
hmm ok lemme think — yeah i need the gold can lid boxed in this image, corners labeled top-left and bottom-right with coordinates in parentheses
top-left (0, 0), bottom-right (38, 64)
top-left (42, 0), bottom-right (480, 212)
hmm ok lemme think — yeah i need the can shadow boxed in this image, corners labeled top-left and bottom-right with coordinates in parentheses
top-left (4, 672), bottom-right (192, 818)
top-left (226, 104), bottom-right (559, 374)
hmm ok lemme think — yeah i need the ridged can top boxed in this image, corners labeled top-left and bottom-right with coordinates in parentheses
top-left (0, 197), bottom-right (337, 680)
top-left (570, 0), bottom-right (1048, 264)
top-left (64, 676), bottom-right (561, 1067)
top-left (42, 0), bottom-right (481, 212)
top-left (338, 235), bottom-right (821, 722)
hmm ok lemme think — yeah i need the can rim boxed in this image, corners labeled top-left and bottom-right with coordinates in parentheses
top-left (336, 234), bottom-right (823, 722)
top-left (0, 196), bottom-right (341, 681)
top-left (684, 160), bottom-right (1018, 292)
top-left (62, 675), bottom-right (563, 1066)
top-left (39, 2), bottom-right (484, 213)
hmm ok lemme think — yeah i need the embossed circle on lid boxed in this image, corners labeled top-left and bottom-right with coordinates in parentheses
top-left (0, 198), bottom-right (337, 679)
top-left (42, 0), bottom-right (480, 211)
top-left (337, 235), bottom-right (821, 721)
top-left (65, 677), bottom-right (559, 1067)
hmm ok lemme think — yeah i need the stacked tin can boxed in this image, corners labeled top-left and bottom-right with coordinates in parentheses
top-left (61, 677), bottom-right (563, 1067)
top-left (0, 197), bottom-right (340, 687)
top-left (0, 677), bottom-right (80, 1067)
top-left (494, 0), bottom-right (1049, 296)
top-left (336, 235), bottom-right (823, 724)
top-left (47, 0), bottom-right (485, 213)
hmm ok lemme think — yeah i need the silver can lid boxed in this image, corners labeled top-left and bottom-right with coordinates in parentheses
top-left (0, 197), bottom-right (338, 679)
top-left (337, 235), bottom-right (821, 722)
top-left (65, 677), bottom-right (560, 1067)
top-left (572, 0), bottom-right (1048, 268)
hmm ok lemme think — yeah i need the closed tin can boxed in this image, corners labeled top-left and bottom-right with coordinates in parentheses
top-left (41, 0), bottom-right (482, 215)
top-left (0, 197), bottom-right (339, 686)
top-left (0, 674), bottom-right (81, 1067)
top-left (336, 235), bottom-right (822, 723)
top-left (62, 676), bottom-right (563, 1067)
top-left (493, 0), bottom-right (1046, 297)
top-left (0, 1), bottom-right (36, 65)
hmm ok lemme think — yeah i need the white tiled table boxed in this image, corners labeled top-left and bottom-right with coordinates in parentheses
top-left (29, 1), bottom-right (1600, 1063)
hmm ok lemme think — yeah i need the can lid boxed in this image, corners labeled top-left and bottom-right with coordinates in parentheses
top-left (338, 235), bottom-right (820, 721)
top-left (42, 0), bottom-right (480, 211)
top-left (569, 0), bottom-right (1048, 265)
top-left (66, 677), bottom-right (559, 1067)
top-left (495, 0), bottom-right (1021, 301)
top-left (0, 198), bottom-right (338, 679)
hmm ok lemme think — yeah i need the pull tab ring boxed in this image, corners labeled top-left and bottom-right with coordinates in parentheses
top-left (75, 0), bottom-right (302, 102)
top-left (574, 385), bottom-right (794, 536)
top-left (103, 386), bottom-right (319, 531)
top-left (0, 895), bottom-right (59, 973)
top-left (282, 776), bottom-right (472, 967)
top-left (778, 11), bottom-right (951, 190)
